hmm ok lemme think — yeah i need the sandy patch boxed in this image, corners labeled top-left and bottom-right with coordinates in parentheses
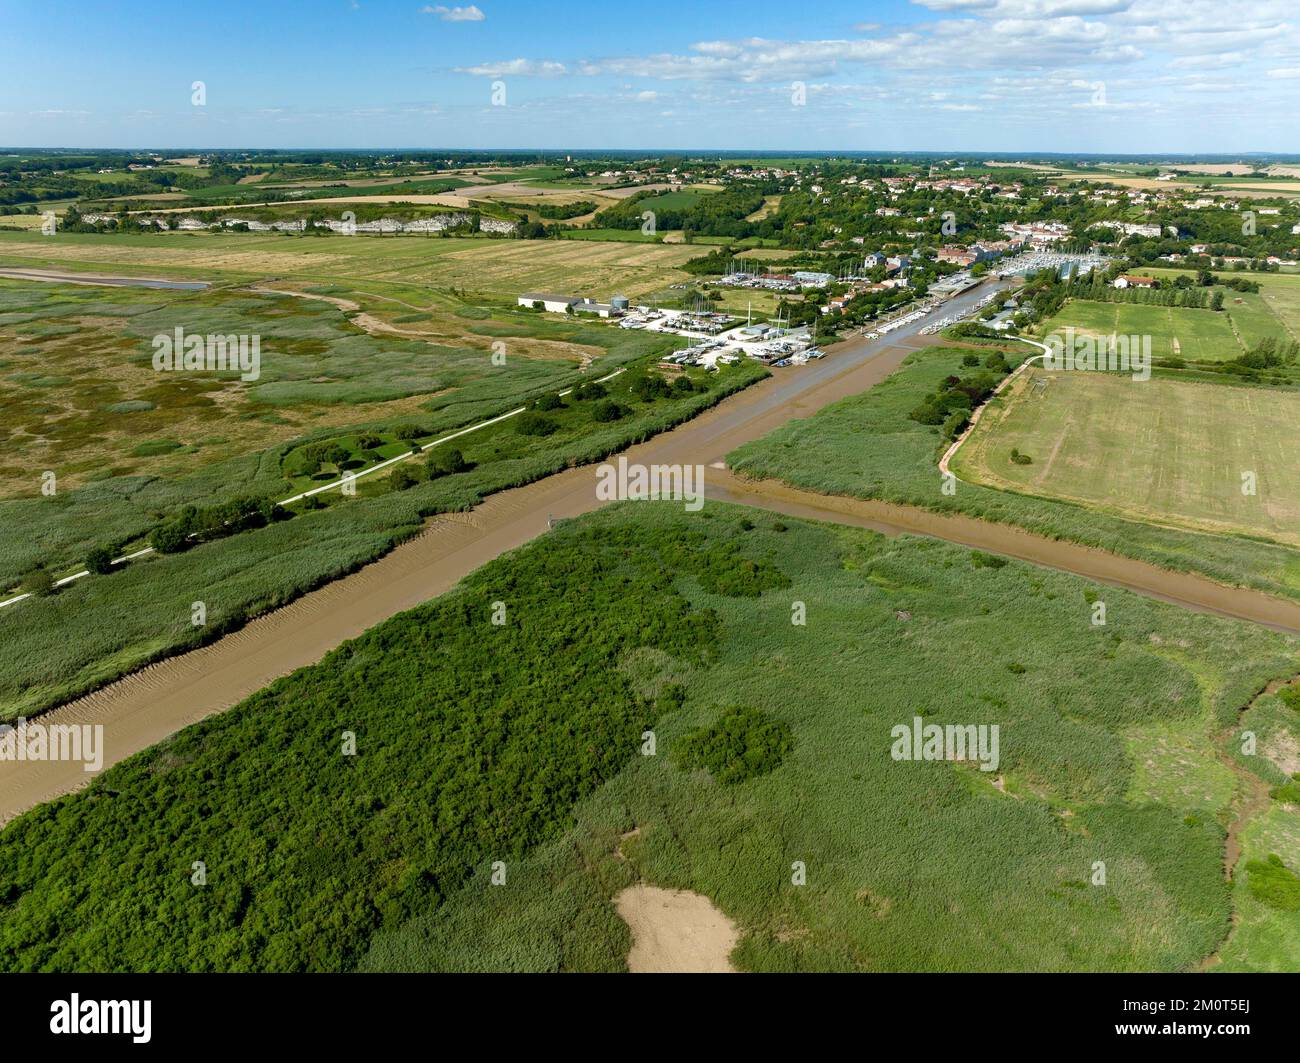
top-left (615, 885), bottom-right (738, 973)
top-left (1263, 730), bottom-right (1300, 776)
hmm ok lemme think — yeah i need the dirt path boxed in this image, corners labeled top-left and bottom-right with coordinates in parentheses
top-left (614, 886), bottom-right (738, 973)
top-left (0, 267), bottom-right (209, 290)
top-left (1197, 677), bottom-right (1295, 971)
top-left (8, 277), bottom-right (1300, 822)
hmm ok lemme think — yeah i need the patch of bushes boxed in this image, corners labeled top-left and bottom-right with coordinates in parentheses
top-left (516, 412), bottom-right (559, 437)
top-left (1268, 777), bottom-right (1300, 806)
top-left (149, 496), bottom-right (287, 555)
top-left (1245, 853), bottom-right (1300, 911)
top-left (590, 400), bottom-right (627, 423)
top-left (85, 547), bottom-right (115, 575)
top-left (572, 381), bottom-right (607, 401)
top-left (390, 467), bottom-right (422, 491)
top-left (0, 515), bottom-right (783, 971)
top-left (1010, 448), bottom-right (1033, 465)
top-left (19, 568), bottom-right (54, 597)
top-left (426, 448), bottom-right (471, 479)
top-left (909, 369), bottom-right (1005, 441)
top-left (674, 706), bottom-right (795, 785)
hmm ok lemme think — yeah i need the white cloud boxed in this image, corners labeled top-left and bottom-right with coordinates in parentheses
top-left (422, 4), bottom-right (485, 21)
top-left (456, 58), bottom-right (566, 77)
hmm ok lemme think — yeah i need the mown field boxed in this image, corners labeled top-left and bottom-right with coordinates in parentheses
top-left (1, 504), bottom-right (1295, 972)
top-left (0, 230), bottom-right (705, 300)
top-left (1041, 299), bottom-right (1247, 362)
top-left (727, 344), bottom-right (1300, 604)
top-left (1040, 270), bottom-right (1300, 369)
top-left (952, 369), bottom-right (1300, 548)
top-left (1142, 268), bottom-right (1300, 346)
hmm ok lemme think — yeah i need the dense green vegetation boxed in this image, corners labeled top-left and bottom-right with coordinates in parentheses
top-left (361, 505), bottom-right (1297, 972)
top-left (1245, 854), bottom-right (1300, 911)
top-left (0, 509), bottom-right (787, 971)
top-left (2, 504), bottom-right (1294, 972)
top-left (0, 358), bottom-right (765, 719)
top-left (595, 186), bottom-right (771, 237)
top-left (674, 706), bottom-right (794, 784)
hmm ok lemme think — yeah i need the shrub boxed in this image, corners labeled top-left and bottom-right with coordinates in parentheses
top-left (972, 551), bottom-right (1008, 569)
top-left (573, 381), bottom-right (607, 401)
top-left (394, 424), bottom-right (425, 441)
top-left (149, 520), bottom-right (191, 554)
top-left (390, 467), bottom-right (422, 491)
top-left (295, 441), bottom-right (350, 477)
top-left (674, 706), bottom-right (795, 785)
top-left (1010, 448), bottom-right (1033, 465)
top-left (1245, 854), bottom-right (1300, 911)
top-left (630, 372), bottom-right (672, 402)
top-left (659, 683), bottom-right (688, 713)
top-left (590, 400), bottom-right (626, 423)
top-left (427, 447), bottom-right (471, 478)
top-left (1279, 686), bottom-right (1300, 713)
top-left (962, 353), bottom-right (980, 367)
top-left (517, 412), bottom-right (559, 437)
top-left (20, 568), bottom-right (54, 597)
top-left (149, 496), bottom-right (282, 554)
top-left (357, 433), bottom-right (382, 450)
top-left (1269, 780), bottom-right (1300, 806)
top-left (532, 393), bottom-right (564, 412)
top-left (86, 547), bottom-right (115, 575)
top-left (941, 410), bottom-right (968, 440)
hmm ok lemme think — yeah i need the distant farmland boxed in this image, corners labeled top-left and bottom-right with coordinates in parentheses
top-left (0, 230), bottom-right (705, 299)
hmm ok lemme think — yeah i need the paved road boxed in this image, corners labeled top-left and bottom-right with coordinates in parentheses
top-left (6, 277), bottom-right (1297, 823)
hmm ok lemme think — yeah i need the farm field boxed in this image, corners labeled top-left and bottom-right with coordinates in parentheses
top-left (1142, 268), bottom-right (1300, 345)
top-left (0, 230), bottom-right (706, 299)
top-left (951, 369), bottom-right (1300, 548)
top-left (1038, 299), bottom-right (1248, 362)
top-left (1, 503), bottom-right (1296, 972)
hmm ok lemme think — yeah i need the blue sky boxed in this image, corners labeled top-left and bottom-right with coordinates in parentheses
top-left (2, 0), bottom-right (1299, 152)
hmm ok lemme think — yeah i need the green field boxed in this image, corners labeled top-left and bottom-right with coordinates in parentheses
top-left (1143, 268), bottom-right (1300, 347)
top-left (952, 369), bottom-right (1300, 548)
top-left (1041, 300), bottom-right (1245, 362)
top-left (2, 503), bottom-right (1296, 972)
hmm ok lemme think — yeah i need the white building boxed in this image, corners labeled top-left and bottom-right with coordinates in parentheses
top-left (518, 293), bottom-right (578, 313)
